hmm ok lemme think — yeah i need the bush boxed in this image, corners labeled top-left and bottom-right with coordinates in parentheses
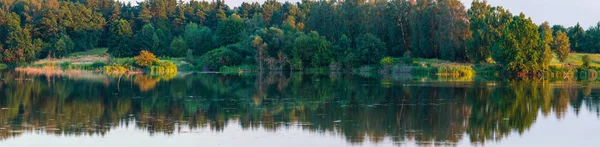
top-left (104, 63), bottom-right (128, 75)
top-left (199, 47), bottom-right (242, 69)
top-left (582, 55), bottom-right (592, 69)
top-left (134, 50), bottom-right (159, 67)
top-left (150, 61), bottom-right (178, 73)
top-left (380, 57), bottom-right (394, 65)
top-left (435, 65), bottom-right (475, 77)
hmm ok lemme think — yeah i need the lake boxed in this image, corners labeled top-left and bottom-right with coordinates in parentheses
top-left (0, 71), bottom-right (599, 147)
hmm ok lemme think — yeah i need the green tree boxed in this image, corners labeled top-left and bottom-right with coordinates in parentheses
top-left (53, 35), bottom-right (75, 58)
top-left (539, 22), bottom-right (554, 70)
top-left (217, 14), bottom-right (245, 46)
top-left (184, 23), bottom-right (214, 55)
top-left (355, 33), bottom-right (387, 64)
top-left (3, 12), bottom-right (34, 63)
top-left (107, 19), bottom-right (134, 57)
top-left (199, 47), bottom-right (242, 69)
top-left (135, 24), bottom-right (160, 53)
top-left (293, 31), bottom-right (331, 67)
top-left (437, 0), bottom-right (471, 62)
top-left (170, 36), bottom-right (188, 57)
top-left (467, 1), bottom-right (512, 63)
top-left (492, 13), bottom-right (543, 74)
top-left (553, 31), bottom-right (571, 63)
top-left (568, 23), bottom-right (585, 52)
top-left (582, 55), bottom-right (591, 69)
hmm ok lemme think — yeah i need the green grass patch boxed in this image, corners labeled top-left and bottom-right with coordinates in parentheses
top-left (550, 53), bottom-right (600, 68)
top-left (67, 48), bottom-right (108, 57)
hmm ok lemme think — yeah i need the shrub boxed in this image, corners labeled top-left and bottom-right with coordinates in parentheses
top-left (435, 65), bottom-right (475, 77)
top-left (380, 56), bottom-right (394, 71)
top-left (582, 55), bottom-right (592, 69)
top-left (150, 61), bottom-right (178, 73)
top-left (199, 47), bottom-right (242, 69)
top-left (104, 63), bottom-right (128, 75)
top-left (134, 50), bottom-right (159, 67)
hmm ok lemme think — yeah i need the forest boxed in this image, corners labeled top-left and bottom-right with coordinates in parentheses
top-left (0, 0), bottom-right (597, 74)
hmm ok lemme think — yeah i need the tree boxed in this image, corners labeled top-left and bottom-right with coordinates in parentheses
top-left (170, 36), bottom-right (188, 57)
top-left (568, 23), bottom-right (585, 52)
top-left (134, 50), bottom-right (158, 67)
top-left (492, 13), bottom-right (543, 74)
top-left (553, 31), bottom-right (571, 63)
top-left (437, 0), bottom-right (471, 62)
top-left (293, 31), bottom-right (331, 67)
top-left (252, 36), bottom-right (268, 71)
top-left (467, 1), bottom-right (512, 63)
top-left (138, 2), bottom-right (152, 23)
top-left (3, 12), bottom-right (34, 63)
top-left (217, 14), bottom-right (245, 46)
top-left (107, 19), bottom-right (133, 57)
top-left (539, 22), bottom-right (554, 70)
top-left (184, 23), bottom-right (214, 55)
top-left (355, 33), bottom-right (387, 65)
top-left (135, 24), bottom-right (160, 54)
top-left (582, 55), bottom-right (591, 69)
top-left (199, 47), bottom-right (242, 69)
top-left (583, 23), bottom-right (600, 53)
top-left (53, 35), bottom-right (75, 58)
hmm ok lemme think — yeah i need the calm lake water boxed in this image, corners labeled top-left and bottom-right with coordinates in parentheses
top-left (0, 71), bottom-right (599, 146)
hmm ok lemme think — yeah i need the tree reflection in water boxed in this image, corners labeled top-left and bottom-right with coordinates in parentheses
top-left (0, 71), bottom-right (598, 146)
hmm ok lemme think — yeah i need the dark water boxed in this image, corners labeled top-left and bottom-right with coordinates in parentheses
top-left (0, 71), bottom-right (599, 146)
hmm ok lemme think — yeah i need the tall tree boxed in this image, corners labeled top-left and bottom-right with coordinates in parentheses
top-left (217, 14), bottom-right (244, 46)
top-left (355, 33), bottom-right (387, 64)
top-left (568, 23), bottom-right (585, 52)
top-left (437, 0), bottom-right (471, 61)
top-left (467, 1), bottom-right (511, 63)
top-left (107, 19), bottom-right (133, 57)
top-left (492, 13), bottom-right (543, 74)
top-left (135, 24), bottom-right (160, 53)
top-left (539, 21), bottom-right (554, 70)
top-left (553, 30), bottom-right (571, 63)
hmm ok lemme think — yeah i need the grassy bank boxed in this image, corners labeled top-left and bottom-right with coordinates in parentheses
top-left (16, 48), bottom-right (191, 75)
top-left (14, 49), bottom-right (600, 80)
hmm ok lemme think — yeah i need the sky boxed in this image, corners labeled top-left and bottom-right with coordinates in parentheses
top-left (120, 0), bottom-right (600, 28)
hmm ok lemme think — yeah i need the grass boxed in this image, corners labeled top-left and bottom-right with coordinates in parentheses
top-left (550, 53), bottom-right (600, 67)
top-left (67, 48), bottom-right (108, 57)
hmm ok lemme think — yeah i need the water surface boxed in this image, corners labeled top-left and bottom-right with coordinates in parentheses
top-left (0, 71), bottom-right (598, 146)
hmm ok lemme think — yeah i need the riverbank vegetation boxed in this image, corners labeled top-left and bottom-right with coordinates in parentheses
top-left (1, 0), bottom-right (600, 77)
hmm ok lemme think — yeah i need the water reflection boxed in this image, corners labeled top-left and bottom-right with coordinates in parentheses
top-left (0, 71), bottom-right (599, 146)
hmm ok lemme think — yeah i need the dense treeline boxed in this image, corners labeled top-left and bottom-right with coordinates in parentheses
top-left (0, 0), bottom-right (596, 73)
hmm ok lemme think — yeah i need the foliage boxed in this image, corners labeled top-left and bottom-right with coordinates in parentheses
top-left (107, 19), bottom-right (134, 57)
top-left (582, 55), bottom-right (591, 69)
top-left (104, 63), bottom-right (128, 75)
top-left (553, 31), bottom-right (571, 63)
top-left (150, 61), bottom-right (178, 74)
top-left (170, 36), bottom-right (188, 57)
top-left (293, 31), bottom-right (331, 67)
top-left (134, 50), bottom-right (159, 67)
top-left (53, 35), bottom-right (75, 58)
top-left (355, 33), bottom-right (387, 64)
top-left (492, 14), bottom-right (544, 74)
top-left (199, 47), bottom-right (242, 69)
top-left (184, 23), bottom-right (214, 56)
top-left (217, 14), bottom-right (245, 46)
top-left (467, 1), bottom-right (512, 63)
top-left (135, 24), bottom-right (160, 54)
top-left (0, 0), bottom-right (597, 76)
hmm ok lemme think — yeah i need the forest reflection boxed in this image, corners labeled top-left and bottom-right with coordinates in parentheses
top-left (0, 71), bottom-right (599, 146)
